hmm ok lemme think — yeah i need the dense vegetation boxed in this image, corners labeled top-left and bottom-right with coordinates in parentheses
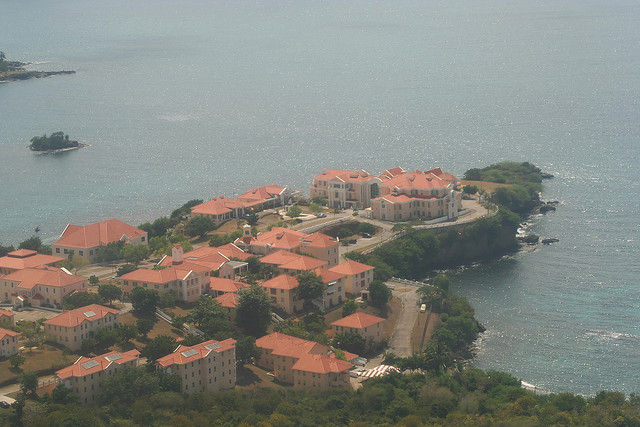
top-left (28, 132), bottom-right (80, 152)
top-left (464, 161), bottom-right (544, 214)
top-left (4, 370), bottom-right (640, 426)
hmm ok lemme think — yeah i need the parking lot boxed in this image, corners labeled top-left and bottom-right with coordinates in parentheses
top-left (9, 308), bottom-right (60, 323)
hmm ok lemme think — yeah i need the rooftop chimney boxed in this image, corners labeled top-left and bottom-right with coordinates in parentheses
top-left (172, 244), bottom-right (184, 264)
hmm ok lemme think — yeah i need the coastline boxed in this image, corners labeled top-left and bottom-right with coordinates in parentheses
top-left (29, 143), bottom-right (89, 155)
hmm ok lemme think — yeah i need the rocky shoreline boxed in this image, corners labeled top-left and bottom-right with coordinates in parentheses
top-left (29, 143), bottom-right (89, 155)
top-left (0, 60), bottom-right (75, 82)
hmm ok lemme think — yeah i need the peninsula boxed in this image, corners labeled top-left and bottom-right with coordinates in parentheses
top-left (28, 132), bottom-right (87, 154)
top-left (0, 51), bottom-right (75, 82)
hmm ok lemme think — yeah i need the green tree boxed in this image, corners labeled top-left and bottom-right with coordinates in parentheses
top-left (18, 235), bottom-right (43, 252)
top-left (96, 240), bottom-right (125, 263)
top-left (246, 213), bottom-right (259, 226)
top-left (158, 289), bottom-right (178, 308)
top-left (235, 335), bottom-right (262, 365)
top-left (62, 291), bottom-right (104, 309)
top-left (333, 331), bottom-right (366, 354)
top-left (117, 323), bottom-right (138, 344)
top-left (50, 383), bottom-right (80, 405)
top-left (185, 296), bottom-right (230, 340)
top-left (89, 275), bottom-right (100, 285)
top-left (358, 222), bottom-right (376, 235)
top-left (98, 284), bottom-right (123, 304)
top-left (342, 299), bottom-right (358, 317)
top-left (295, 271), bottom-right (325, 305)
top-left (117, 263), bottom-right (137, 276)
top-left (236, 285), bottom-right (272, 336)
top-left (463, 185), bottom-right (478, 194)
top-left (209, 234), bottom-right (231, 247)
top-left (130, 287), bottom-right (159, 315)
top-left (140, 335), bottom-right (177, 362)
top-left (9, 353), bottom-right (26, 370)
top-left (0, 243), bottom-right (15, 257)
top-left (286, 205), bottom-right (302, 218)
top-left (308, 203), bottom-right (322, 215)
top-left (121, 244), bottom-right (150, 266)
top-left (19, 370), bottom-right (38, 398)
top-left (185, 216), bottom-right (216, 238)
top-left (369, 280), bottom-right (392, 309)
top-left (136, 318), bottom-right (155, 338)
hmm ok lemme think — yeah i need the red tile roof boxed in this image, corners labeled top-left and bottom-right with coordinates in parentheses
top-left (3, 267), bottom-right (86, 290)
top-left (190, 196), bottom-right (250, 216)
top-left (237, 185), bottom-right (285, 202)
top-left (156, 338), bottom-right (236, 367)
top-left (214, 292), bottom-right (239, 308)
top-left (120, 262), bottom-right (208, 284)
top-left (373, 193), bottom-right (435, 204)
top-left (252, 228), bottom-right (308, 250)
top-left (328, 260), bottom-right (374, 276)
top-left (379, 167), bottom-right (406, 181)
top-left (256, 332), bottom-right (327, 359)
top-left (54, 219), bottom-right (147, 249)
top-left (331, 312), bottom-right (384, 329)
top-left (209, 277), bottom-right (248, 294)
top-left (0, 327), bottom-right (19, 340)
top-left (261, 275), bottom-right (299, 290)
top-left (55, 349), bottom-right (140, 379)
top-left (0, 309), bottom-right (15, 318)
top-left (300, 232), bottom-right (339, 248)
top-left (0, 251), bottom-right (64, 271)
top-left (313, 268), bottom-right (345, 284)
top-left (314, 169), bottom-right (379, 183)
top-left (43, 304), bottom-right (120, 328)
top-left (379, 169), bottom-right (456, 191)
top-left (292, 353), bottom-right (353, 374)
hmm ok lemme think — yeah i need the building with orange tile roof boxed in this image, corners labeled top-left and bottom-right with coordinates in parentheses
top-left (0, 309), bottom-right (15, 327)
top-left (190, 195), bottom-right (250, 224)
top-left (328, 260), bottom-right (375, 297)
top-left (52, 219), bottom-right (148, 262)
top-left (54, 349), bottom-right (140, 405)
top-left (310, 169), bottom-right (383, 210)
top-left (156, 338), bottom-right (236, 394)
top-left (0, 327), bottom-right (20, 358)
top-left (214, 292), bottom-right (240, 322)
top-left (120, 245), bottom-right (211, 303)
top-left (259, 250), bottom-right (328, 275)
top-left (255, 332), bottom-right (353, 388)
top-left (43, 304), bottom-right (120, 351)
top-left (292, 353), bottom-right (353, 389)
top-left (235, 226), bottom-right (339, 267)
top-left (0, 249), bottom-right (64, 276)
top-left (372, 168), bottom-right (461, 221)
top-left (1, 267), bottom-right (87, 309)
top-left (331, 312), bottom-right (385, 342)
top-left (208, 277), bottom-right (248, 297)
top-left (158, 243), bottom-right (250, 280)
top-left (260, 274), bottom-right (303, 314)
top-left (237, 185), bottom-right (288, 210)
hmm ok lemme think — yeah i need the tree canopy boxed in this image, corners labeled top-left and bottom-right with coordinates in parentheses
top-left (28, 132), bottom-right (79, 151)
top-left (236, 285), bottom-right (272, 336)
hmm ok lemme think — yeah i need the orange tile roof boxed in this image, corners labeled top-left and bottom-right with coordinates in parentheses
top-left (214, 292), bottom-right (239, 308)
top-left (328, 260), bottom-right (374, 276)
top-left (3, 267), bottom-right (86, 290)
top-left (237, 185), bottom-right (285, 202)
top-left (379, 169), bottom-right (455, 191)
top-left (209, 277), bottom-right (248, 293)
top-left (373, 194), bottom-right (435, 204)
top-left (253, 228), bottom-right (307, 250)
top-left (190, 196), bottom-right (250, 216)
top-left (0, 251), bottom-right (64, 271)
top-left (331, 312), bottom-right (384, 329)
top-left (54, 219), bottom-right (147, 249)
top-left (0, 309), bottom-right (14, 318)
top-left (292, 353), bottom-right (353, 374)
top-left (425, 167), bottom-right (458, 181)
top-left (156, 338), bottom-right (236, 367)
top-left (44, 304), bottom-right (120, 328)
top-left (279, 256), bottom-right (327, 272)
top-left (379, 167), bottom-right (406, 181)
top-left (120, 262), bottom-right (207, 284)
top-left (314, 169), bottom-right (379, 183)
top-left (261, 275), bottom-right (299, 290)
top-left (55, 349), bottom-right (140, 379)
top-left (0, 327), bottom-right (19, 340)
top-left (216, 243), bottom-right (252, 261)
top-left (259, 250), bottom-right (302, 266)
top-left (312, 268), bottom-right (345, 284)
top-left (256, 332), bottom-right (327, 359)
top-left (300, 232), bottom-right (338, 248)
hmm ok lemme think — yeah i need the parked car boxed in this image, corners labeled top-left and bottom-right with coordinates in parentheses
top-left (0, 401), bottom-right (11, 409)
top-left (420, 304), bottom-right (427, 313)
top-left (362, 233), bottom-right (372, 238)
top-left (317, 213), bottom-right (327, 218)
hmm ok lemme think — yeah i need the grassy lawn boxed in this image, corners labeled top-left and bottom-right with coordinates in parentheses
top-left (119, 312), bottom-right (183, 349)
top-left (0, 344), bottom-right (81, 387)
top-left (236, 364), bottom-right (286, 391)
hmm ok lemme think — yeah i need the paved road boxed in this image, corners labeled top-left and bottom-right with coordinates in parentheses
top-left (386, 282), bottom-right (420, 358)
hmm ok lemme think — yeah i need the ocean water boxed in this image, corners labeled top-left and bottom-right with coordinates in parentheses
top-left (1, 0), bottom-right (638, 395)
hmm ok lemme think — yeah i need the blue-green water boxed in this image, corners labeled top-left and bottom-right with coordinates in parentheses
top-left (1, 0), bottom-right (638, 395)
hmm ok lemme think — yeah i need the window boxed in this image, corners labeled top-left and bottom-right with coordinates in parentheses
top-left (56, 248), bottom-right (60, 253)
top-left (79, 250), bottom-right (84, 256)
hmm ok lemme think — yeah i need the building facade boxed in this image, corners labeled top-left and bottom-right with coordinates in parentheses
top-left (331, 312), bottom-right (385, 342)
top-left (0, 328), bottom-right (19, 358)
top-left (328, 260), bottom-right (375, 297)
top-left (1, 267), bottom-right (87, 308)
top-left (156, 338), bottom-right (236, 394)
top-left (43, 304), bottom-right (120, 351)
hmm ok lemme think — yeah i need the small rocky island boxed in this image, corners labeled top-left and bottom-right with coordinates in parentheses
top-left (28, 132), bottom-right (87, 154)
top-left (0, 51), bottom-right (75, 82)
